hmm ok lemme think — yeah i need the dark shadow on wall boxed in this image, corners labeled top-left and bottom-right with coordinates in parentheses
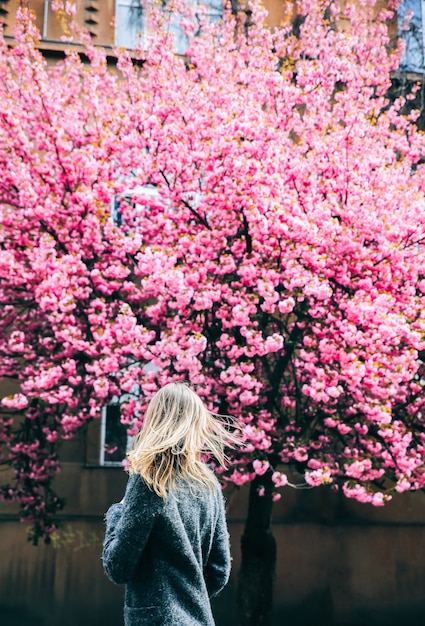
top-left (1, 606), bottom-right (45, 626)
top-left (211, 576), bottom-right (238, 625)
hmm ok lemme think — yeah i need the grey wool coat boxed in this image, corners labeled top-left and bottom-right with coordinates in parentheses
top-left (102, 472), bottom-right (231, 626)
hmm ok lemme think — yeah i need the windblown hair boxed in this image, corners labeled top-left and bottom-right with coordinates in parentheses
top-left (127, 382), bottom-right (238, 499)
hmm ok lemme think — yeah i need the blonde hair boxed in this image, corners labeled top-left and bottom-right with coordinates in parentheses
top-left (127, 382), bottom-right (238, 499)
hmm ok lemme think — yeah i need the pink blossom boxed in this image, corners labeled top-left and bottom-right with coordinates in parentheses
top-left (293, 448), bottom-right (309, 463)
top-left (272, 471), bottom-right (288, 488)
top-left (305, 467), bottom-right (332, 487)
top-left (253, 460), bottom-right (270, 476)
top-left (2, 0), bottom-right (425, 542)
top-left (1, 394), bottom-right (29, 410)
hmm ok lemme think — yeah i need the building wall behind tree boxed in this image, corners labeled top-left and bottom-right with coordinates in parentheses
top-left (1, 448), bottom-right (425, 626)
top-left (0, 0), bottom-right (288, 49)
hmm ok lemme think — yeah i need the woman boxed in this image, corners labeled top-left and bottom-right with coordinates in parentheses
top-left (102, 382), bottom-right (237, 626)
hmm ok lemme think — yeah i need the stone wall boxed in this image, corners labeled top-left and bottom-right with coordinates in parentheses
top-left (1, 447), bottom-right (425, 626)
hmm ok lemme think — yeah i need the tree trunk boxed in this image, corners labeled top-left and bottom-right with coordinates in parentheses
top-left (237, 472), bottom-right (276, 626)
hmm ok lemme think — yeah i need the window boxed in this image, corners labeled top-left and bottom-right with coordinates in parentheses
top-left (399, 0), bottom-right (425, 73)
top-left (111, 182), bottom-right (201, 228)
top-left (166, 0), bottom-right (223, 55)
top-left (111, 184), bottom-right (163, 227)
top-left (99, 362), bottom-right (160, 466)
top-left (115, 0), bottom-right (145, 49)
top-left (100, 404), bottom-right (131, 466)
top-left (115, 0), bottom-right (223, 53)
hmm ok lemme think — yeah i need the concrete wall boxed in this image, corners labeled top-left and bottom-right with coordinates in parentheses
top-left (1, 437), bottom-right (425, 626)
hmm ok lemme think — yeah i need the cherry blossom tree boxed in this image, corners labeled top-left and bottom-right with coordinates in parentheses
top-left (1, 1), bottom-right (425, 623)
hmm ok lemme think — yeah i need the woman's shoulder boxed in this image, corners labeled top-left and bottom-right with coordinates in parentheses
top-left (126, 472), bottom-right (165, 512)
top-left (208, 468), bottom-right (224, 493)
top-left (173, 469), bottom-right (222, 497)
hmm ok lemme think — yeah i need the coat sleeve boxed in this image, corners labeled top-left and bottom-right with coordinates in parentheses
top-left (102, 473), bottom-right (163, 585)
top-left (204, 488), bottom-right (232, 598)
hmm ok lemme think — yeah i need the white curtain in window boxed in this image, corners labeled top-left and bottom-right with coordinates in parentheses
top-left (115, 0), bottom-right (145, 49)
top-left (399, 0), bottom-right (425, 73)
top-left (115, 0), bottom-right (223, 52)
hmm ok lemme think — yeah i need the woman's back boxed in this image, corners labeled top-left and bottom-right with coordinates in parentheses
top-left (102, 382), bottom-right (237, 626)
top-left (103, 472), bottom-right (230, 626)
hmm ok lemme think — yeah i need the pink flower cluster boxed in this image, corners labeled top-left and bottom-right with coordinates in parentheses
top-left (1, 1), bottom-right (425, 540)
